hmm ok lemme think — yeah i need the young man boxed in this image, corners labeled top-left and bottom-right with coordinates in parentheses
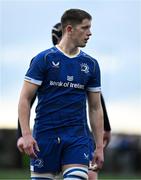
top-left (17, 22), bottom-right (111, 180)
top-left (18, 9), bottom-right (104, 180)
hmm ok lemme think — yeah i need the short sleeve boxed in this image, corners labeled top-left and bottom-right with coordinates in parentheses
top-left (24, 53), bottom-right (47, 86)
top-left (86, 60), bottom-right (101, 92)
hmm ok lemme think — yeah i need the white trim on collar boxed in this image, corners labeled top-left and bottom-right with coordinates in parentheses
top-left (56, 45), bottom-right (80, 58)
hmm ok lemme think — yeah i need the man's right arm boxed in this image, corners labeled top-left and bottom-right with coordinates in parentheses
top-left (17, 95), bottom-right (36, 138)
top-left (17, 95), bottom-right (36, 152)
top-left (18, 81), bottom-right (39, 157)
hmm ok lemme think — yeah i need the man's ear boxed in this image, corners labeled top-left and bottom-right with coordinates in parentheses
top-left (66, 25), bottom-right (73, 33)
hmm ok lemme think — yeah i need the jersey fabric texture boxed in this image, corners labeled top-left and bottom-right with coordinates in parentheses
top-left (25, 46), bottom-right (101, 173)
top-left (25, 46), bottom-right (101, 134)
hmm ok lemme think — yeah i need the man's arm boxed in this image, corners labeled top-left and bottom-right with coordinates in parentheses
top-left (17, 95), bottom-right (36, 152)
top-left (100, 93), bottom-right (111, 148)
top-left (87, 91), bottom-right (104, 170)
top-left (18, 81), bottom-right (39, 157)
top-left (17, 95), bottom-right (36, 138)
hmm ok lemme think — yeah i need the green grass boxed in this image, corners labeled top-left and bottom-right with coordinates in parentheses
top-left (0, 169), bottom-right (30, 180)
top-left (0, 169), bottom-right (141, 180)
top-left (99, 172), bottom-right (141, 179)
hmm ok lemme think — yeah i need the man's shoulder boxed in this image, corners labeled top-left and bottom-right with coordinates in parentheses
top-left (80, 50), bottom-right (98, 64)
top-left (35, 46), bottom-right (57, 59)
top-left (30, 47), bottom-right (58, 65)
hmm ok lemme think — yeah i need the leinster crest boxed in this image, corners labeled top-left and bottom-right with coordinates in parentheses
top-left (80, 63), bottom-right (89, 73)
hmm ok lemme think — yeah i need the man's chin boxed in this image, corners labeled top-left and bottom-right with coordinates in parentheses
top-left (79, 44), bottom-right (86, 48)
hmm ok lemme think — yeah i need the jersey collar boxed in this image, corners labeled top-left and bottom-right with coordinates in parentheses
top-left (55, 45), bottom-right (81, 58)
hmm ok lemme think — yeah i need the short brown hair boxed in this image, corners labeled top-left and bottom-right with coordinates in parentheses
top-left (61, 9), bottom-right (92, 32)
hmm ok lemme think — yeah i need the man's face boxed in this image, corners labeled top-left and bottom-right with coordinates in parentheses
top-left (71, 19), bottom-right (92, 47)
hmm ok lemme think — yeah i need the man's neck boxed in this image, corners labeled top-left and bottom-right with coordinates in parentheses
top-left (58, 38), bottom-right (79, 56)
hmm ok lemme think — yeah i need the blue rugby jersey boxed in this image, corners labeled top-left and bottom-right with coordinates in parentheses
top-left (25, 46), bottom-right (101, 135)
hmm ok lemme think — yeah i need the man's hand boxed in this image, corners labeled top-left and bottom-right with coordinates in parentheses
top-left (103, 131), bottom-right (111, 148)
top-left (22, 134), bottom-right (40, 158)
top-left (17, 137), bottom-right (24, 153)
top-left (91, 147), bottom-right (104, 171)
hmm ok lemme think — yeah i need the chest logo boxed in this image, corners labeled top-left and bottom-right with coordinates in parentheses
top-left (80, 63), bottom-right (89, 73)
top-left (52, 61), bottom-right (60, 68)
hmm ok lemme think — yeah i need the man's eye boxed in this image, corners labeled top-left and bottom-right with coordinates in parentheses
top-left (82, 26), bottom-right (89, 30)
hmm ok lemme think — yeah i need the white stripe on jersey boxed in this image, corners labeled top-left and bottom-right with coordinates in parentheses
top-left (25, 76), bottom-right (42, 85)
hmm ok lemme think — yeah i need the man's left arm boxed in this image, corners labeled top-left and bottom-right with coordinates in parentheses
top-left (87, 91), bottom-right (104, 170)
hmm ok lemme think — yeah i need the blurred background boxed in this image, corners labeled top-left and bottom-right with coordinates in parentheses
top-left (0, 0), bottom-right (141, 179)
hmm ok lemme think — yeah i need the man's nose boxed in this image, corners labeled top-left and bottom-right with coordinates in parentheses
top-left (88, 29), bottom-right (92, 36)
